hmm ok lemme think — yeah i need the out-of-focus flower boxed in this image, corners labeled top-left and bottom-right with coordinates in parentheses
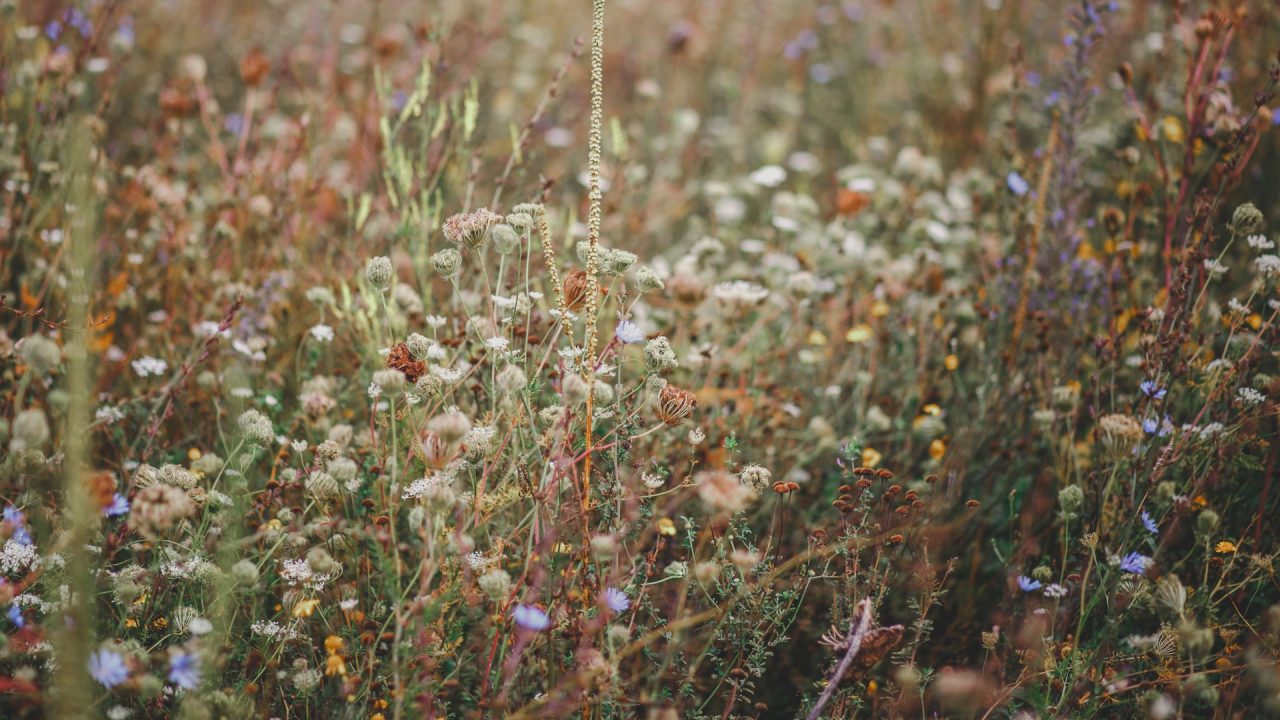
top-left (168, 650), bottom-right (201, 689)
top-left (1006, 171), bottom-right (1029, 196)
top-left (104, 493), bottom-right (130, 517)
top-left (512, 604), bottom-right (550, 631)
top-left (88, 648), bottom-right (129, 688)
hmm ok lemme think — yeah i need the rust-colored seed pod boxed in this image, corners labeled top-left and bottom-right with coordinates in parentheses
top-left (386, 342), bottom-right (427, 383)
top-left (562, 269), bottom-right (592, 311)
top-left (657, 384), bottom-right (697, 425)
top-left (240, 49), bottom-right (270, 86)
top-left (877, 469), bottom-right (895, 480)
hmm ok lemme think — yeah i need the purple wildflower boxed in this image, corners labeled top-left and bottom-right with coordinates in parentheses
top-left (1140, 380), bottom-right (1166, 400)
top-left (88, 648), bottom-right (129, 688)
top-left (1141, 510), bottom-right (1158, 534)
top-left (1006, 171), bottom-right (1030, 196)
top-left (1017, 575), bottom-right (1042, 592)
top-left (168, 650), bottom-right (201, 689)
top-left (512, 604), bottom-right (550, 631)
top-left (104, 493), bottom-right (130, 518)
top-left (615, 320), bottom-right (645, 345)
top-left (602, 587), bottom-right (630, 613)
top-left (7, 603), bottom-right (24, 628)
top-left (1119, 552), bottom-right (1151, 575)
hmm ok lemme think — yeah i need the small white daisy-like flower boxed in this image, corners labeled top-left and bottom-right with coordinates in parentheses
top-left (426, 315), bottom-right (447, 328)
top-left (1203, 258), bottom-right (1228, 277)
top-left (491, 295), bottom-right (518, 310)
top-left (230, 386), bottom-right (254, 399)
top-left (641, 473), bottom-right (665, 490)
top-left (1043, 583), bottom-right (1068, 598)
top-left (339, 598), bottom-right (358, 611)
top-left (1257, 254), bottom-right (1280, 278)
top-left (95, 406), bottom-right (126, 424)
top-left (309, 324), bottom-right (334, 343)
top-left (559, 346), bottom-right (586, 361)
top-left (1247, 234), bottom-right (1275, 250)
top-left (367, 382), bottom-right (382, 399)
top-left (1205, 358), bottom-right (1233, 373)
top-left (193, 321), bottom-right (225, 338)
top-left (484, 336), bottom-right (510, 351)
top-left (431, 366), bottom-right (466, 384)
top-left (711, 280), bottom-right (770, 306)
top-left (615, 319), bottom-right (646, 344)
top-left (130, 356), bottom-right (168, 377)
top-left (1237, 387), bottom-right (1265, 406)
top-left (231, 339), bottom-right (267, 362)
top-left (748, 164), bottom-right (787, 188)
top-left (1228, 297), bottom-right (1249, 314)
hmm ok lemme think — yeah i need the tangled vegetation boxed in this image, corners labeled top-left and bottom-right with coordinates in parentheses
top-left (2, 0), bottom-right (1280, 717)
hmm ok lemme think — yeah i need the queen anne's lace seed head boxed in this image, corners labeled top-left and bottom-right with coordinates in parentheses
top-left (443, 208), bottom-right (501, 249)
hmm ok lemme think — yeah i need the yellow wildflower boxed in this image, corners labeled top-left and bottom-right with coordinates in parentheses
top-left (846, 324), bottom-right (873, 343)
top-left (293, 598), bottom-right (322, 618)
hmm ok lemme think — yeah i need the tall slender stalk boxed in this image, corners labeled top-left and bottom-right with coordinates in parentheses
top-left (52, 117), bottom-right (98, 717)
top-left (581, 0), bottom-right (607, 512)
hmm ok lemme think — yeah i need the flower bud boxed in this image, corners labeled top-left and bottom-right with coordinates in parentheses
top-left (1231, 202), bottom-right (1264, 236)
top-left (365, 256), bottom-right (393, 290)
top-left (431, 248), bottom-right (462, 279)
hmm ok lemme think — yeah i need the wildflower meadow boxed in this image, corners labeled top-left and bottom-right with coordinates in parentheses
top-left (3, 0), bottom-right (1280, 717)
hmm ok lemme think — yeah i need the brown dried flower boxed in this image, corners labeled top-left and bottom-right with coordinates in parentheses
top-left (657, 384), bottom-right (697, 425)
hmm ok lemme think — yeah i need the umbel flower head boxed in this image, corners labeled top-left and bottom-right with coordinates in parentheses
top-left (443, 208), bottom-right (501, 249)
top-left (128, 484), bottom-right (196, 539)
top-left (695, 470), bottom-right (757, 513)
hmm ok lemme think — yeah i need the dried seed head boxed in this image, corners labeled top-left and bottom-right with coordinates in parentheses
top-left (657, 384), bottom-right (697, 425)
top-left (562, 269), bottom-right (592, 311)
top-left (385, 343), bottom-right (427, 384)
